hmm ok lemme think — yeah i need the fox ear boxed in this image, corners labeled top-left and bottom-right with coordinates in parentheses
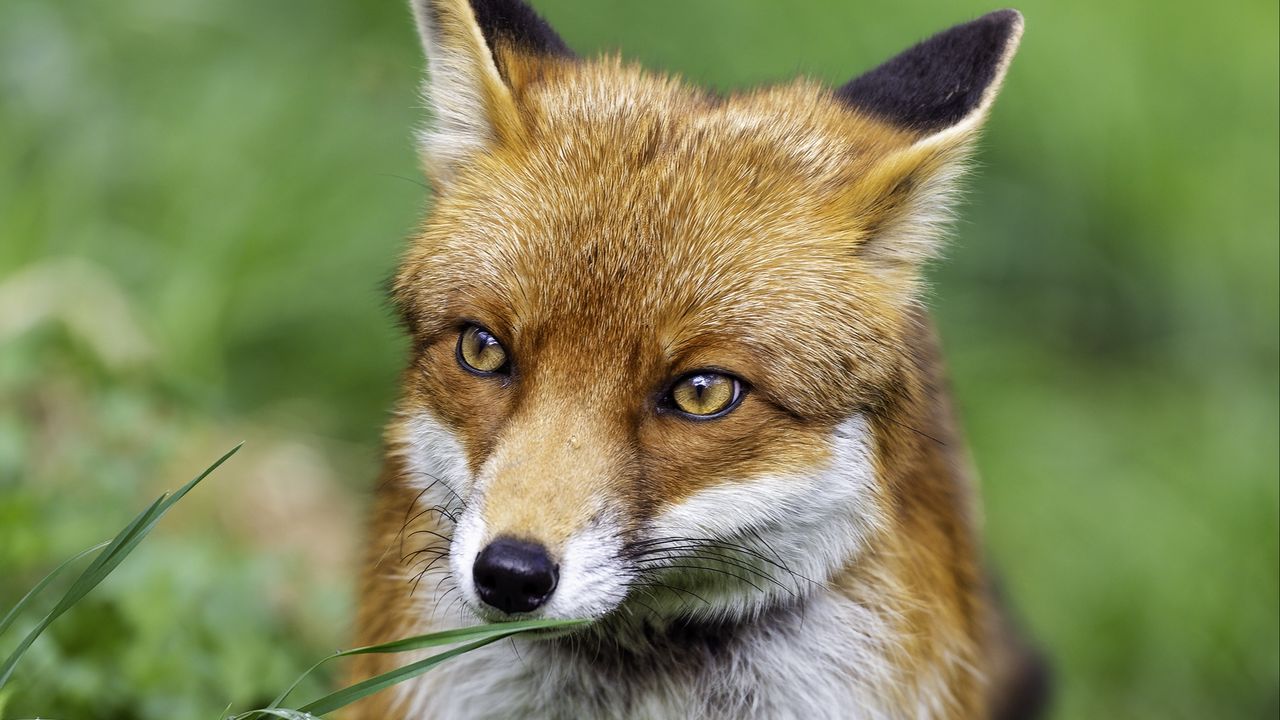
top-left (837, 9), bottom-right (1023, 136)
top-left (408, 0), bottom-right (573, 186)
top-left (837, 10), bottom-right (1023, 273)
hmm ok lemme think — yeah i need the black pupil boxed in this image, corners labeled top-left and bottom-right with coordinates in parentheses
top-left (690, 375), bottom-right (712, 398)
top-left (464, 328), bottom-right (504, 372)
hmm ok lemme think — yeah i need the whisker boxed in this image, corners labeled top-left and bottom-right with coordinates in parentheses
top-left (402, 546), bottom-right (449, 567)
top-left (418, 551), bottom-right (451, 575)
top-left (627, 535), bottom-right (821, 588)
top-left (407, 503), bottom-right (459, 527)
top-left (406, 528), bottom-right (455, 544)
top-left (746, 526), bottom-right (806, 595)
top-left (633, 549), bottom-right (794, 597)
top-left (431, 585), bottom-right (459, 624)
top-left (442, 591), bottom-right (465, 621)
top-left (643, 580), bottom-right (710, 607)
top-left (644, 563), bottom-right (767, 595)
top-left (377, 172), bottom-right (430, 190)
top-left (433, 573), bottom-right (456, 597)
top-left (397, 485), bottom-right (435, 556)
top-left (402, 469), bottom-right (467, 508)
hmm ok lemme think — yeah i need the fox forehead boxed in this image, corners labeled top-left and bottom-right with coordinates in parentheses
top-left (395, 57), bottom-right (922, 420)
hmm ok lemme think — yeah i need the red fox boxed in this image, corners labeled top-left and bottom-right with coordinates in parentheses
top-left (351, 1), bottom-right (1047, 717)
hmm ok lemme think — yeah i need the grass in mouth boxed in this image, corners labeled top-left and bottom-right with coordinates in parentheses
top-left (0, 444), bottom-right (586, 718)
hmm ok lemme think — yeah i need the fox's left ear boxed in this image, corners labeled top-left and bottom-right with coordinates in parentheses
top-left (837, 10), bottom-right (1023, 272)
top-left (408, 0), bottom-right (573, 186)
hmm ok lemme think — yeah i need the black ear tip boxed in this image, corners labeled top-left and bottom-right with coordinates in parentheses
top-left (467, 0), bottom-right (574, 57)
top-left (986, 8), bottom-right (1025, 29)
top-left (946, 9), bottom-right (1024, 58)
top-left (977, 8), bottom-right (1025, 46)
top-left (835, 8), bottom-right (1025, 133)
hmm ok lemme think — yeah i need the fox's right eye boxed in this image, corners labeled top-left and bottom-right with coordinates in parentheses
top-left (456, 324), bottom-right (509, 376)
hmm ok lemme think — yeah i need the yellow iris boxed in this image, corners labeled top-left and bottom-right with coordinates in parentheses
top-left (671, 373), bottom-right (739, 417)
top-left (457, 325), bottom-right (508, 374)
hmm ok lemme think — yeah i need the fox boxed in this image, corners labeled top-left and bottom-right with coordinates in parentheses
top-left (350, 1), bottom-right (1047, 718)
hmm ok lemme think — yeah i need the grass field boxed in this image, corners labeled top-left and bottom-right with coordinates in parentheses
top-left (1, 0), bottom-right (1276, 717)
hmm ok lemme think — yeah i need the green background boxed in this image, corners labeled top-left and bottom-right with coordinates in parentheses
top-left (1, 0), bottom-right (1276, 717)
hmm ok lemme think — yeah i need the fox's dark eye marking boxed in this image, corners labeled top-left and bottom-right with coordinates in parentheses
top-left (457, 324), bottom-right (510, 376)
top-left (666, 372), bottom-right (744, 420)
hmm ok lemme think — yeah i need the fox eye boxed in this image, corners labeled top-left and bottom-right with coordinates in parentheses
top-left (457, 324), bottom-right (509, 375)
top-left (669, 372), bottom-right (742, 419)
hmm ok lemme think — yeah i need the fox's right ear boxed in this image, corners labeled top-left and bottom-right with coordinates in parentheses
top-left (409, 0), bottom-right (573, 187)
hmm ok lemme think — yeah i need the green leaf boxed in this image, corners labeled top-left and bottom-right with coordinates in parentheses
top-left (325, 618), bottom-right (587, 658)
top-left (230, 710), bottom-right (320, 720)
top-left (0, 540), bottom-right (110, 639)
top-left (296, 634), bottom-right (512, 715)
top-left (0, 443), bottom-right (243, 690)
top-left (262, 618), bottom-right (586, 712)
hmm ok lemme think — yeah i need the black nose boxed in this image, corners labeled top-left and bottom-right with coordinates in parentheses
top-left (472, 538), bottom-right (558, 614)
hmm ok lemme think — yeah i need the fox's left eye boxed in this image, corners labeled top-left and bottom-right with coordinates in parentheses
top-left (668, 372), bottom-right (743, 419)
top-left (457, 324), bottom-right (509, 375)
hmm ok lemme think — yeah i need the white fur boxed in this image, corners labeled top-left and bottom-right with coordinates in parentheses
top-left (538, 516), bottom-right (634, 620)
top-left (642, 414), bottom-right (886, 620)
top-left (399, 411), bottom-right (472, 495)
top-left (409, 0), bottom-right (508, 183)
top-left (390, 412), bottom-right (476, 626)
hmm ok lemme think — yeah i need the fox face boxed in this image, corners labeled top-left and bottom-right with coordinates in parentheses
top-left (386, 0), bottom-right (1021, 632)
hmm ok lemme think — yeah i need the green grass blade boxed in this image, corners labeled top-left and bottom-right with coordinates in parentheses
top-left (231, 710), bottom-right (319, 720)
top-left (0, 444), bottom-right (242, 690)
top-left (65, 493), bottom-right (167, 601)
top-left (0, 494), bottom-right (167, 690)
top-left (331, 618), bottom-right (586, 657)
top-left (295, 633), bottom-right (515, 716)
top-left (263, 618), bottom-right (585, 710)
top-left (56, 442), bottom-right (242, 610)
top-left (262, 656), bottom-right (330, 711)
top-left (0, 540), bottom-right (110, 639)
top-left (47, 494), bottom-right (167, 609)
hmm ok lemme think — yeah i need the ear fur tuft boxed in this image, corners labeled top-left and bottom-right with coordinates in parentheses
top-left (408, 0), bottom-right (572, 187)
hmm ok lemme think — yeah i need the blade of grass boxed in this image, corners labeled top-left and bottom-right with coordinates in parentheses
top-left (0, 443), bottom-right (243, 690)
top-left (0, 541), bottom-right (110, 638)
top-left (295, 633), bottom-right (514, 716)
top-left (262, 618), bottom-right (586, 711)
top-left (232, 710), bottom-right (319, 720)
top-left (0, 493), bottom-right (166, 690)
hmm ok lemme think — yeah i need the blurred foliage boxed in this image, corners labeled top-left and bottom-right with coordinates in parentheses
top-left (0, 0), bottom-right (1276, 718)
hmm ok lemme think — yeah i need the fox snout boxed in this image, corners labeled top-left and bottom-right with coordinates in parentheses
top-left (446, 400), bottom-right (637, 621)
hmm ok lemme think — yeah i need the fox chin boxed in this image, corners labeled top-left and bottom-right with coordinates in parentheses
top-left (349, 1), bottom-right (1048, 718)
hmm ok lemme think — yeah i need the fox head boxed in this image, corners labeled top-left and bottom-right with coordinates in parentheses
top-left (388, 0), bottom-right (1022, 625)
